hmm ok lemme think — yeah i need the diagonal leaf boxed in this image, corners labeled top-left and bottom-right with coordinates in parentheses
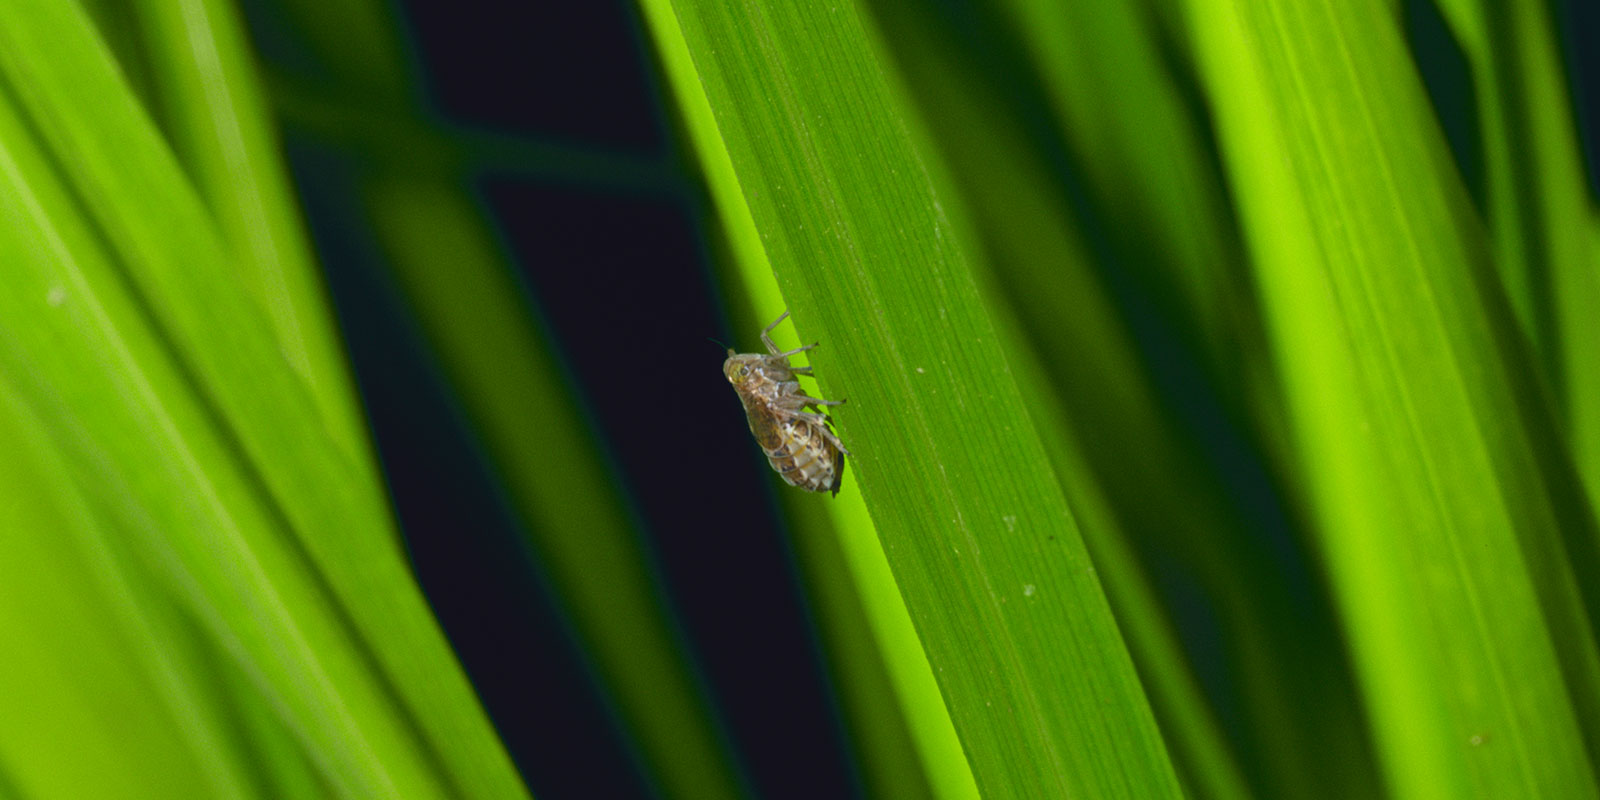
top-left (119, 0), bottom-right (361, 441)
top-left (644, 1), bottom-right (1184, 796)
top-left (1463, 0), bottom-right (1600, 514)
top-left (0, 2), bottom-right (527, 796)
top-left (0, 384), bottom-right (258, 800)
top-left (642, 4), bottom-right (978, 794)
top-left (1183, 0), bottom-right (1600, 795)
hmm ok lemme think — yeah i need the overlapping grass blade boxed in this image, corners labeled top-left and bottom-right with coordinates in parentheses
top-left (857, 5), bottom-right (1385, 797)
top-left (1183, 0), bottom-right (1600, 795)
top-left (985, 0), bottom-right (1260, 385)
top-left (1453, 0), bottom-right (1600, 511)
top-left (0, 386), bottom-right (258, 800)
top-left (0, 1), bottom-right (526, 795)
top-left (115, 0), bottom-right (359, 436)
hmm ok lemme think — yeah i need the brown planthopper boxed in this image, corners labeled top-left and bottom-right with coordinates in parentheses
top-left (723, 310), bottom-right (851, 496)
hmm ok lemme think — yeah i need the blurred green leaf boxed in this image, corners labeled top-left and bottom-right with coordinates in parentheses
top-left (857, 5), bottom-right (1381, 797)
top-left (986, 0), bottom-right (1260, 383)
top-left (0, 1), bottom-right (526, 795)
top-left (1580, 214), bottom-right (1600, 506)
top-left (1464, 0), bottom-right (1600, 516)
top-left (0, 385), bottom-right (252, 800)
top-left (362, 176), bottom-right (749, 800)
top-left (246, 0), bottom-right (756, 794)
top-left (122, 0), bottom-right (360, 437)
top-left (1184, 0), bottom-right (1600, 796)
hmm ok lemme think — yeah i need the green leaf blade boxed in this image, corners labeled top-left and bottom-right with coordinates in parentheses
top-left (652, 1), bottom-right (1184, 796)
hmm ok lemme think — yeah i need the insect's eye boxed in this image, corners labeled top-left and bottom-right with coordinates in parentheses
top-left (740, 366), bottom-right (751, 377)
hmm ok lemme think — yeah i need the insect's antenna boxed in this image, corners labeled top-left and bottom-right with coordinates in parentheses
top-left (708, 337), bottom-right (732, 351)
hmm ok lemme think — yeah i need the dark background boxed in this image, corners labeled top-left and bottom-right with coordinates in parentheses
top-left (264, 1), bottom-right (863, 798)
top-left (250, 0), bottom-right (1600, 798)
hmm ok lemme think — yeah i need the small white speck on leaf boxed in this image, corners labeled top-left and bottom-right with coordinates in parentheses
top-left (1002, 515), bottom-right (1017, 532)
top-left (915, 367), bottom-right (925, 374)
top-left (1024, 584), bottom-right (1036, 597)
top-left (47, 285), bottom-right (66, 307)
top-left (1469, 735), bottom-right (1484, 747)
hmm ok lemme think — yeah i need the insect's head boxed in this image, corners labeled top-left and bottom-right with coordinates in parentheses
top-left (723, 352), bottom-right (761, 388)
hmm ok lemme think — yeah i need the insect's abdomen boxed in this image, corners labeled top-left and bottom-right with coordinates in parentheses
top-left (765, 419), bottom-right (845, 495)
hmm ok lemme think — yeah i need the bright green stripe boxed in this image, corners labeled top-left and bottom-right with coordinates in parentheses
top-left (775, 485), bottom-right (937, 800)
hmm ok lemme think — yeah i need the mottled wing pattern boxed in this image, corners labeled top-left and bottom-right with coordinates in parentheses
top-left (723, 311), bottom-right (849, 496)
top-left (766, 418), bottom-right (846, 496)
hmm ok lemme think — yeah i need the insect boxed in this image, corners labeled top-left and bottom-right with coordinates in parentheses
top-left (724, 310), bottom-right (851, 495)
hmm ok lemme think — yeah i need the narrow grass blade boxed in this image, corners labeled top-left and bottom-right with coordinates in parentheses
top-left (775, 491), bottom-right (937, 800)
top-left (1580, 214), bottom-right (1600, 507)
top-left (721, 290), bottom-right (972, 800)
top-left (646, 1), bottom-right (1185, 795)
top-left (985, 0), bottom-right (1259, 385)
top-left (0, 93), bottom-right (440, 796)
top-left (640, 3), bottom-right (980, 796)
top-left (1466, 0), bottom-right (1600, 512)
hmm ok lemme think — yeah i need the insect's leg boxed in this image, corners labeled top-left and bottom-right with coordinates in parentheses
top-left (760, 310), bottom-right (791, 353)
top-left (772, 343), bottom-right (817, 358)
top-left (802, 395), bottom-right (845, 407)
top-left (816, 424), bottom-right (853, 456)
top-left (791, 366), bottom-right (814, 376)
top-left (761, 313), bottom-right (823, 358)
top-left (768, 402), bottom-right (806, 421)
top-left (775, 389), bottom-right (822, 410)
